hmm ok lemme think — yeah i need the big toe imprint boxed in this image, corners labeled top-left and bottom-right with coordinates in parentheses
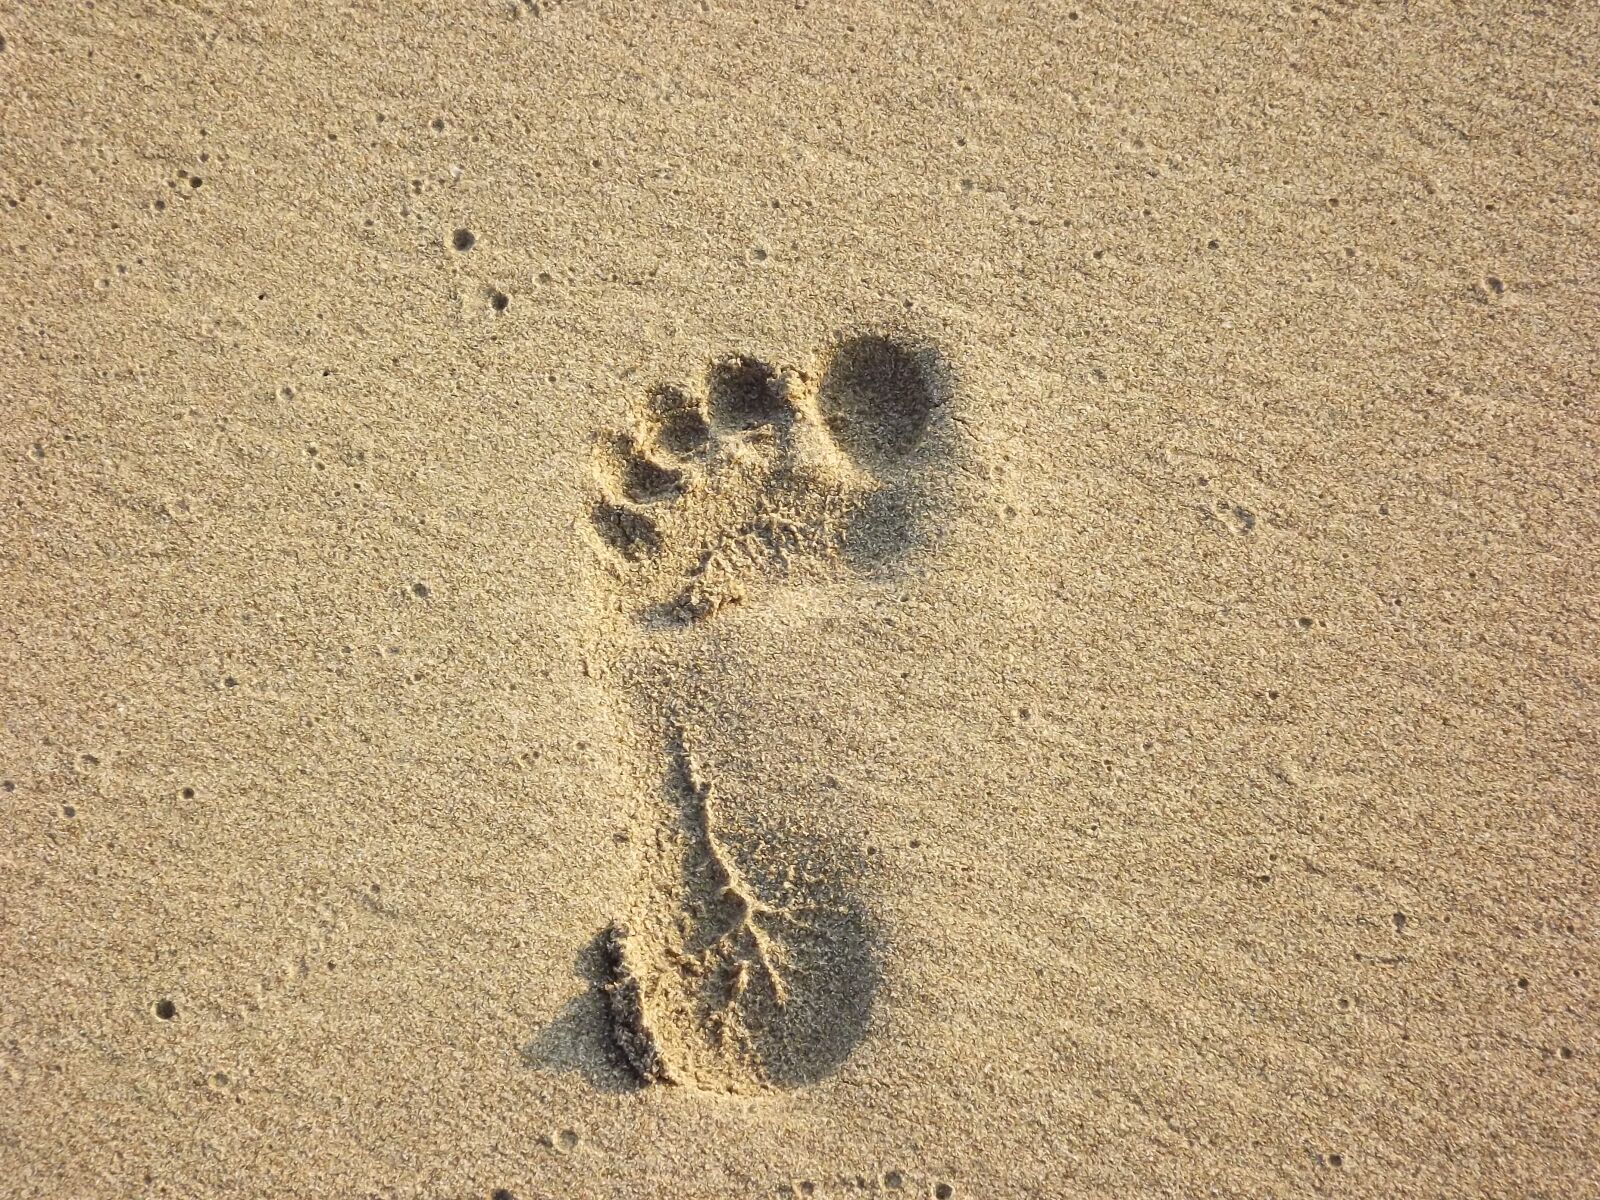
top-left (818, 333), bottom-right (942, 474)
top-left (588, 332), bottom-right (951, 620)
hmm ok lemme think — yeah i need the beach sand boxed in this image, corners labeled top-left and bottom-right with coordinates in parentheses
top-left (2, 2), bottom-right (1596, 1196)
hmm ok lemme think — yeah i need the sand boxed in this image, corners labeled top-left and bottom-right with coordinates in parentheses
top-left (2, 2), bottom-right (1597, 1197)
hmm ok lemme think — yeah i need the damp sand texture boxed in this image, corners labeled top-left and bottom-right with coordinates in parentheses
top-left (2, 4), bottom-right (1598, 1200)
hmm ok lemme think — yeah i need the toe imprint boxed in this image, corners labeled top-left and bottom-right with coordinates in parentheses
top-left (587, 333), bottom-right (952, 620)
top-left (707, 354), bottom-right (786, 433)
top-left (645, 384), bottom-right (711, 456)
top-left (817, 333), bottom-right (944, 473)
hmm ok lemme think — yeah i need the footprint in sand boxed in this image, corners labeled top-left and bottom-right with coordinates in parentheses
top-left (590, 333), bottom-right (947, 621)
top-left (584, 333), bottom-right (950, 1093)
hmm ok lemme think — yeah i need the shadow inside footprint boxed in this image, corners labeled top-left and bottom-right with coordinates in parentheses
top-left (818, 332), bottom-right (953, 571)
top-left (591, 498), bottom-right (661, 560)
top-left (731, 828), bottom-right (880, 1089)
top-left (646, 384), bottom-right (711, 456)
top-left (707, 354), bottom-right (785, 432)
top-left (522, 930), bottom-right (645, 1094)
top-left (597, 739), bottom-right (881, 1092)
top-left (618, 445), bottom-right (685, 504)
top-left (818, 333), bottom-right (944, 472)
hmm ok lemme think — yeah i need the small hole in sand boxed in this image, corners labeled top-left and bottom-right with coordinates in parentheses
top-left (935, 1185), bottom-right (954, 1200)
top-left (431, 117), bottom-right (446, 132)
top-left (154, 999), bottom-right (177, 1020)
top-left (556, 1129), bottom-right (579, 1151)
top-left (1, 780), bottom-right (14, 792)
top-left (1296, 616), bottom-right (1314, 629)
top-left (411, 582), bottom-right (431, 599)
top-left (1559, 1046), bottom-right (1573, 1059)
top-left (1392, 912), bottom-right (1407, 932)
top-left (1207, 238), bottom-right (1220, 249)
top-left (1329, 1153), bottom-right (1344, 1168)
top-left (452, 228), bottom-right (476, 251)
top-left (491, 1190), bottom-right (515, 1200)
top-left (189, 177), bottom-right (203, 188)
top-left (180, 787), bottom-right (195, 800)
top-left (490, 290), bottom-right (509, 312)
top-left (62, 804), bottom-right (76, 818)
